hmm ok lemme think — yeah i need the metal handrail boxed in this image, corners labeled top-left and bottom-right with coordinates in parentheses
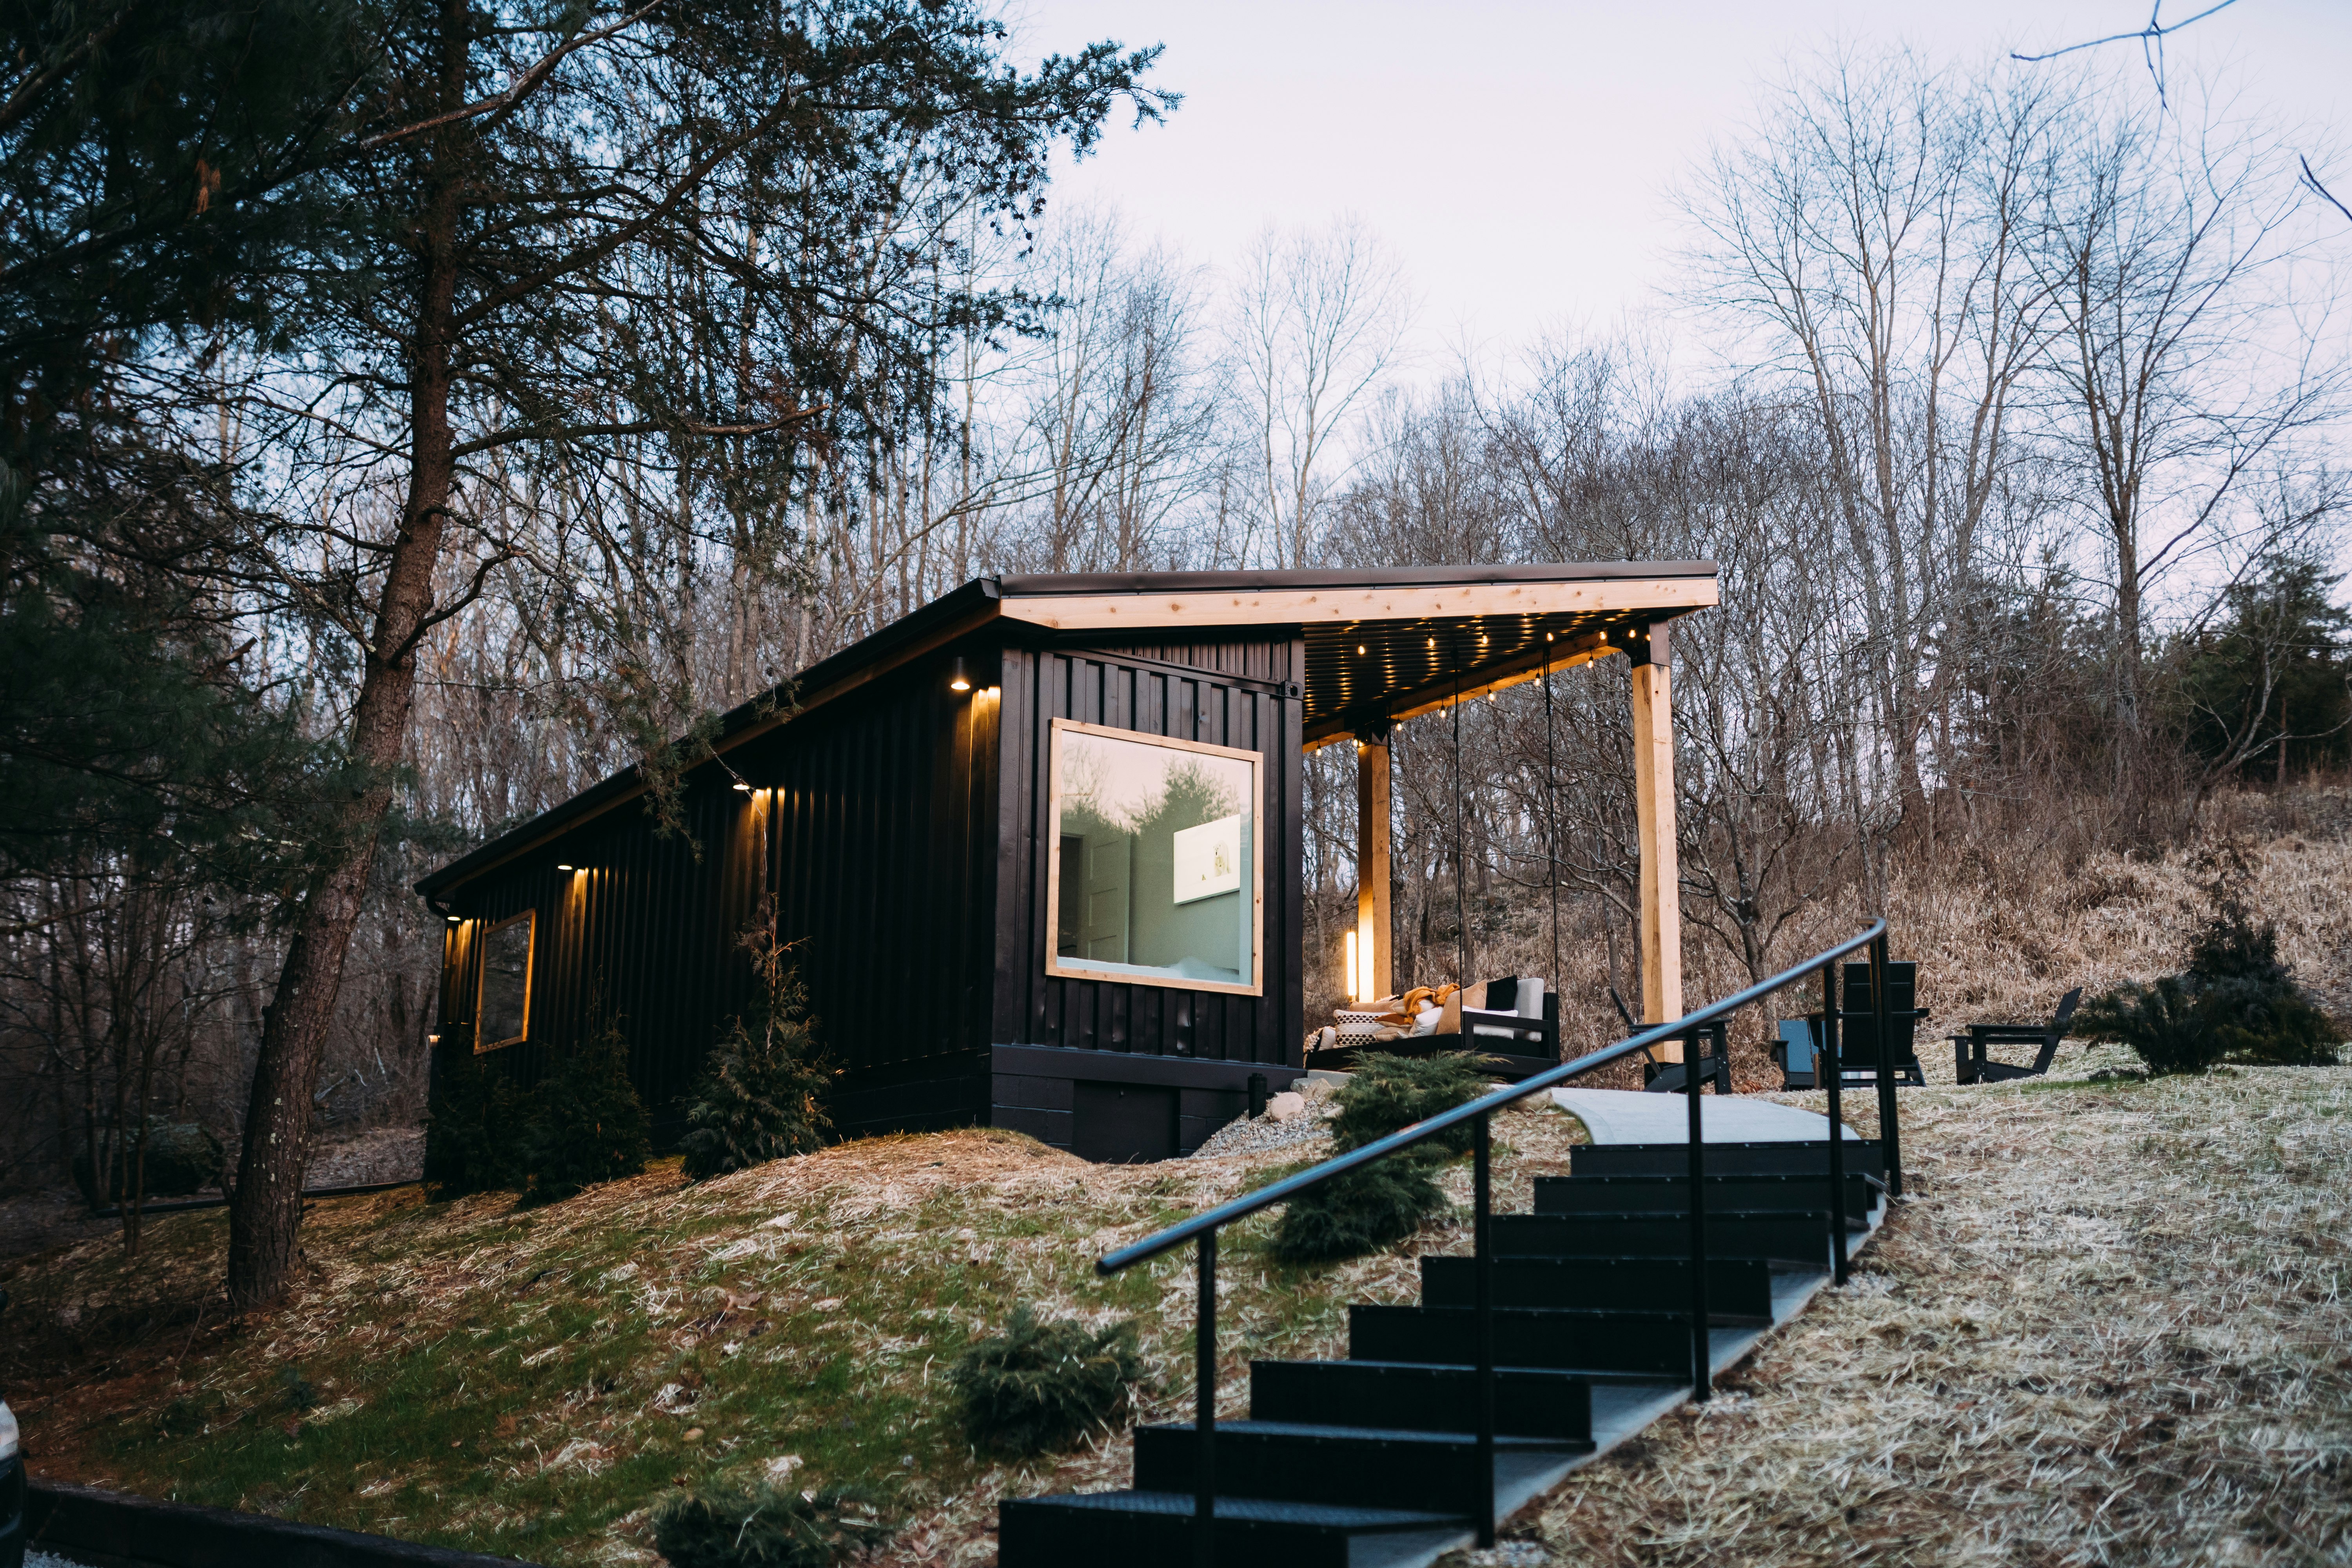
top-left (1097, 919), bottom-right (1889, 1274)
top-left (1094, 919), bottom-right (1898, 1566)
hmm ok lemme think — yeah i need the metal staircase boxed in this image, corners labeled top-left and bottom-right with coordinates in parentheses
top-left (1000, 922), bottom-right (1904, 1568)
top-left (1001, 1140), bottom-right (1884, 1567)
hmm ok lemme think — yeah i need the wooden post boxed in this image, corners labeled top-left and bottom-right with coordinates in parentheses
top-left (1356, 735), bottom-right (1393, 1001)
top-left (1630, 625), bottom-right (1684, 1049)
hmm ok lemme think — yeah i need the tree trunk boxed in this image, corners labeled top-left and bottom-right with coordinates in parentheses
top-left (225, 12), bottom-right (465, 1309)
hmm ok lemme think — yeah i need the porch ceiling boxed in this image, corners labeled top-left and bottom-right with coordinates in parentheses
top-left (985, 562), bottom-right (1720, 749)
top-left (1299, 608), bottom-right (1647, 748)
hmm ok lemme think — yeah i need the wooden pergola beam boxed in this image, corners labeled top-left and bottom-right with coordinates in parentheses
top-left (1630, 624), bottom-right (1684, 1043)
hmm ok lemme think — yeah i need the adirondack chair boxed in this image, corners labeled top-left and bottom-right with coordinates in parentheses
top-left (1772, 962), bottom-right (1929, 1089)
top-left (1603, 985), bottom-right (1730, 1094)
top-left (1835, 960), bottom-right (1929, 1086)
top-left (1953, 987), bottom-right (2083, 1084)
top-left (1771, 1018), bottom-right (1820, 1090)
top-left (1640, 1020), bottom-right (1731, 1094)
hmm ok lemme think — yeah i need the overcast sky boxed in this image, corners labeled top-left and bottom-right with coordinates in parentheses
top-left (1013, 0), bottom-right (2352, 369)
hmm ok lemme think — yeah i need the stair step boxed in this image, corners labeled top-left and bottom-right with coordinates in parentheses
top-left (1419, 1254), bottom-right (1778, 1318)
top-left (1134, 1420), bottom-right (1587, 1514)
top-left (1250, 1359), bottom-right (1592, 1441)
top-left (998, 1489), bottom-right (1469, 1568)
top-left (1570, 1140), bottom-right (1884, 1180)
top-left (1492, 1210), bottom-right (1844, 1264)
top-left (1533, 1172), bottom-right (1875, 1220)
top-left (1351, 1303), bottom-right (1727, 1376)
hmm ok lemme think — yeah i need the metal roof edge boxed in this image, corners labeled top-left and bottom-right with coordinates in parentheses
top-left (992, 561), bottom-right (1717, 597)
top-left (414, 577), bottom-right (1005, 900)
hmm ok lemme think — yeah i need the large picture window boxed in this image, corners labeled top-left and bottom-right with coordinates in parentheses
top-left (1046, 718), bottom-right (1261, 996)
top-left (476, 910), bottom-right (534, 1050)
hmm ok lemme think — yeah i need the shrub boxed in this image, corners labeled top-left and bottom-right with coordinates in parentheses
top-left (1263, 1051), bottom-right (1489, 1265)
top-left (2076, 977), bottom-right (2217, 1075)
top-left (651, 1483), bottom-right (888, 1568)
top-left (680, 921), bottom-right (835, 1181)
top-left (423, 1035), bottom-right (521, 1199)
top-left (1324, 1051), bottom-right (1492, 1155)
top-left (2201, 975), bottom-right (2341, 1066)
top-left (1270, 1156), bottom-right (1450, 1263)
top-left (518, 1008), bottom-right (651, 1206)
top-left (2079, 847), bottom-right (2342, 1074)
top-left (947, 1304), bottom-right (1146, 1458)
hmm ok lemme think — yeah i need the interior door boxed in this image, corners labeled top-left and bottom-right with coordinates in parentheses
top-left (1081, 833), bottom-right (1131, 962)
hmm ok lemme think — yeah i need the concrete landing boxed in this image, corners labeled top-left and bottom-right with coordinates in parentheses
top-left (1550, 1087), bottom-right (1863, 1145)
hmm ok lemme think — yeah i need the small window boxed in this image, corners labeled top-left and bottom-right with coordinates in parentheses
top-left (1046, 718), bottom-right (1261, 996)
top-left (476, 911), bottom-right (534, 1050)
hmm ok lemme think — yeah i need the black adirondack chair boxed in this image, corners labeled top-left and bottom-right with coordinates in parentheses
top-left (1774, 962), bottom-right (1928, 1089)
top-left (1953, 987), bottom-right (2082, 1084)
top-left (1837, 960), bottom-right (1928, 1086)
top-left (1604, 987), bottom-right (1730, 1094)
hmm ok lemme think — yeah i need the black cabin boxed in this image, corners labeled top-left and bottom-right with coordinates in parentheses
top-left (416, 564), bottom-right (1718, 1161)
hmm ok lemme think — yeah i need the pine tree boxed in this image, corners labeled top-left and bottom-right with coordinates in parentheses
top-left (421, 1031), bottom-right (522, 1198)
top-left (680, 916), bottom-right (836, 1181)
top-left (517, 1008), bottom-right (651, 1206)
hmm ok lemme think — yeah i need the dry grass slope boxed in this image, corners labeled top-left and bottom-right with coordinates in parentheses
top-left (1515, 1066), bottom-right (2352, 1568)
top-left (6, 795), bottom-right (2350, 1566)
top-left (0, 1111), bottom-right (1591, 1566)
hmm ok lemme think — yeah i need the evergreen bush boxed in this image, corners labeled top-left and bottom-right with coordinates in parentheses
top-left (650, 1483), bottom-right (888, 1568)
top-left (947, 1304), bottom-right (1146, 1458)
top-left (517, 1008), bottom-right (652, 1206)
top-left (1267, 1051), bottom-right (1490, 1265)
top-left (680, 918), bottom-right (835, 1181)
top-left (423, 1033), bottom-right (521, 1198)
top-left (2078, 844), bottom-right (2343, 1074)
top-left (1323, 1051), bottom-right (1491, 1155)
top-left (1269, 1157), bottom-right (1449, 1263)
top-left (2076, 976), bottom-right (2218, 1075)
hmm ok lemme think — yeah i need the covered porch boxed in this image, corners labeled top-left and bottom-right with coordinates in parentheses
top-left (1279, 565), bottom-right (1716, 1062)
top-left (998, 560), bottom-right (1719, 1061)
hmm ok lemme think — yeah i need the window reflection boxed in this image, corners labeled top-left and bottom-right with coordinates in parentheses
top-left (1049, 720), bottom-right (1258, 993)
top-left (478, 910), bottom-right (534, 1048)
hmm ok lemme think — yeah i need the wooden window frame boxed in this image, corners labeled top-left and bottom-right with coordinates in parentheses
top-left (475, 909), bottom-right (535, 1052)
top-left (1044, 716), bottom-right (1265, 998)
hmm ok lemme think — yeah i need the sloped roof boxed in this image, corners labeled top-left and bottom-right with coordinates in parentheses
top-left (416, 562), bottom-right (1717, 899)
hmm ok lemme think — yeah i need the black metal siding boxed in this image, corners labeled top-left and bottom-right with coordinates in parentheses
top-left (430, 645), bottom-right (1001, 1142)
top-left (991, 636), bottom-right (1306, 1070)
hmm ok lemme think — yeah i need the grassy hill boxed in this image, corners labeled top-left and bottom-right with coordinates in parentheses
top-left (7, 1063), bottom-right (2349, 1568)
top-left (0, 1112), bottom-right (1584, 1566)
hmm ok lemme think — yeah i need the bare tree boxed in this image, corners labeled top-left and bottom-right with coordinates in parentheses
top-left (1682, 48), bottom-right (2063, 824)
top-left (2027, 82), bottom-right (2348, 733)
top-left (1231, 218), bottom-right (1411, 568)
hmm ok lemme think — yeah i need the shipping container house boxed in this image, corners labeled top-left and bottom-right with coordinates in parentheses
top-left (415, 564), bottom-right (1718, 1161)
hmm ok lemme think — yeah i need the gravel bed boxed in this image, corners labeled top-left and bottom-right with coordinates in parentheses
top-left (1185, 1084), bottom-right (1339, 1160)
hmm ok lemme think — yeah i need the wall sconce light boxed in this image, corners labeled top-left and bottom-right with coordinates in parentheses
top-left (949, 656), bottom-right (973, 693)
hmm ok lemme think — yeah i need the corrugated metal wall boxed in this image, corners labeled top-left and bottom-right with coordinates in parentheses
top-left (743, 651), bottom-right (999, 1136)
top-left (434, 644), bottom-right (1006, 1141)
top-left (429, 629), bottom-right (1301, 1149)
top-left (434, 786), bottom-right (740, 1138)
top-left (993, 637), bottom-right (1307, 1068)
